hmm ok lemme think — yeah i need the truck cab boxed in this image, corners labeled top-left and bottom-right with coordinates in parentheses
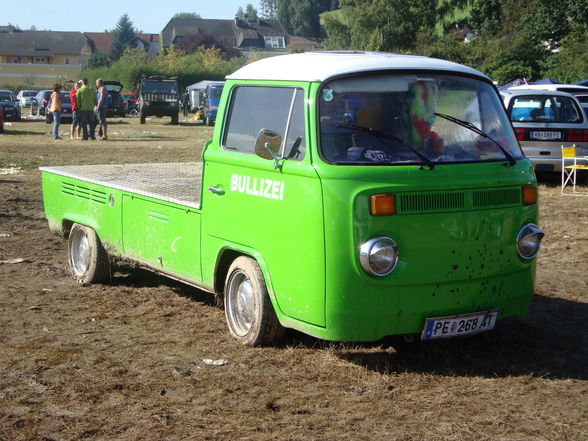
top-left (40, 52), bottom-right (543, 346)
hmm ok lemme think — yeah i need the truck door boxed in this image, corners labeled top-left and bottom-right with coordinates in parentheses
top-left (202, 85), bottom-right (326, 327)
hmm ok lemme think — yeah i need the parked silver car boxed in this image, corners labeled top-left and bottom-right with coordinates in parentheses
top-left (16, 89), bottom-right (37, 108)
top-left (501, 89), bottom-right (588, 172)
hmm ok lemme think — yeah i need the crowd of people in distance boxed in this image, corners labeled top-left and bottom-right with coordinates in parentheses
top-left (48, 78), bottom-right (109, 141)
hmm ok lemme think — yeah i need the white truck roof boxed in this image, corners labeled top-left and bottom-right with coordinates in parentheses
top-left (226, 51), bottom-right (489, 83)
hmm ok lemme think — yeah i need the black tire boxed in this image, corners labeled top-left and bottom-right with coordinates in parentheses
top-left (224, 256), bottom-right (284, 346)
top-left (139, 110), bottom-right (146, 124)
top-left (68, 223), bottom-right (110, 284)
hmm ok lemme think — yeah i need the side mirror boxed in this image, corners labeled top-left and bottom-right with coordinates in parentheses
top-left (255, 129), bottom-right (282, 160)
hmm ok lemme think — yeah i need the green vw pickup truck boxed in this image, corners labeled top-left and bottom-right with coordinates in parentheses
top-left (40, 52), bottom-right (543, 346)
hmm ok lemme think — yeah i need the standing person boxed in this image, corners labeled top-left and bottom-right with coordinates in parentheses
top-left (49, 84), bottom-right (62, 139)
top-left (69, 80), bottom-right (82, 139)
top-left (95, 79), bottom-right (109, 140)
top-left (76, 78), bottom-right (97, 141)
top-left (182, 90), bottom-right (189, 117)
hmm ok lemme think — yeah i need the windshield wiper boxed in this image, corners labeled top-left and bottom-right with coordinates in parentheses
top-left (336, 123), bottom-right (435, 169)
top-left (434, 112), bottom-right (516, 166)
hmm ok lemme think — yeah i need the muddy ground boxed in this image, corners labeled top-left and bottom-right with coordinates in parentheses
top-left (1, 118), bottom-right (587, 441)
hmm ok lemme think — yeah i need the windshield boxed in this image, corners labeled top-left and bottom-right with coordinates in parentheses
top-left (508, 95), bottom-right (583, 123)
top-left (319, 73), bottom-right (522, 165)
top-left (142, 81), bottom-right (178, 94)
top-left (209, 85), bottom-right (224, 100)
top-left (0, 92), bottom-right (13, 102)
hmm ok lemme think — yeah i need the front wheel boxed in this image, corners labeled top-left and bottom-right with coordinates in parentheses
top-left (68, 223), bottom-right (110, 284)
top-left (224, 256), bottom-right (284, 346)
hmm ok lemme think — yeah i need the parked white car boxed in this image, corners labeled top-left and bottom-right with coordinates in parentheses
top-left (501, 88), bottom-right (588, 172)
top-left (508, 84), bottom-right (588, 119)
top-left (16, 89), bottom-right (37, 108)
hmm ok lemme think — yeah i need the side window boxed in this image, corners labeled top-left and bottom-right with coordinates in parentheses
top-left (224, 86), bottom-right (306, 161)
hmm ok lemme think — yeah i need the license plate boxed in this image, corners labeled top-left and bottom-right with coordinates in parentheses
top-left (530, 131), bottom-right (561, 140)
top-left (421, 310), bottom-right (499, 340)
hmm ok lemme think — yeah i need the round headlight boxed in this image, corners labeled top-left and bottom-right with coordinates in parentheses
top-left (360, 237), bottom-right (399, 276)
top-left (516, 223), bottom-right (544, 260)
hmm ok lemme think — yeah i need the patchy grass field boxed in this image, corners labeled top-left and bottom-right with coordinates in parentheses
top-left (0, 117), bottom-right (587, 441)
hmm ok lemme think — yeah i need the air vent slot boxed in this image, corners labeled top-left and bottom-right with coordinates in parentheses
top-left (398, 192), bottom-right (465, 213)
top-left (61, 182), bottom-right (107, 204)
top-left (473, 188), bottom-right (520, 208)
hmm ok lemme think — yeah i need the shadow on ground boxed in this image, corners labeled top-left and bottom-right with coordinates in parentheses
top-left (334, 294), bottom-right (587, 380)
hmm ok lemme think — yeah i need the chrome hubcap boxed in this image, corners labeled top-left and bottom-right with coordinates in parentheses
top-left (227, 270), bottom-right (254, 337)
top-left (70, 228), bottom-right (90, 276)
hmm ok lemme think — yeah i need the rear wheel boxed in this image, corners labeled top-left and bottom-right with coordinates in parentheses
top-left (68, 223), bottom-right (110, 284)
top-left (224, 256), bottom-right (284, 346)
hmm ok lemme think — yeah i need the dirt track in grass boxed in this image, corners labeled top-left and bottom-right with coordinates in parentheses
top-left (1, 117), bottom-right (587, 441)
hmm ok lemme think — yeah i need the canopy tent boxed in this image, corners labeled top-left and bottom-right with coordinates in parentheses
top-left (498, 78), bottom-right (528, 90)
top-left (499, 77), bottom-right (563, 90)
top-left (532, 78), bottom-right (561, 85)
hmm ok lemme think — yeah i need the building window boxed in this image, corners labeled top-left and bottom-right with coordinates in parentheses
top-left (64, 58), bottom-right (70, 65)
top-left (264, 36), bottom-right (285, 49)
top-left (35, 57), bottom-right (46, 63)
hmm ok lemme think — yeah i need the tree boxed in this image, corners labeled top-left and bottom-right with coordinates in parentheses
top-left (173, 12), bottom-right (201, 19)
top-left (86, 51), bottom-right (112, 69)
top-left (236, 4), bottom-right (259, 19)
top-left (260, 0), bottom-right (278, 18)
top-left (277, 0), bottom-right (334, 38)
top-left (246, 3), bottom-right (259, 19)
top-left (110, 14), bottom-right (137, 61)
top-left (524, 0), bottom-right (588, 48)
top-left (333, 0), bottom-right (439, 52)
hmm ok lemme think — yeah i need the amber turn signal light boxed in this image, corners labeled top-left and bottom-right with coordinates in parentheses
top-left (370, 194), bottom-right (396, 216)
top-left (522, 185), bottom-right (538, 205)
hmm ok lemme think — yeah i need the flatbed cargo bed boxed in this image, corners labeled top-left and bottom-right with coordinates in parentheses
top-left (39, 162), bottom-right (203, 208)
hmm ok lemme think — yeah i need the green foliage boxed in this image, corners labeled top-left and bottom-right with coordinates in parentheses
top-left (321, 0), bottom-right (587, 85)
top-left (173, 12), bottom-right (201, 19)
top-left (111, 14), bottom-right (137, 61)
top-left (278, 0), bottom-right (336, 38)
top-left (543, 30), bottom-right (588, 82)
top-left (321, 10), bottom-right (351, 49)
top-left (260, 0), bottom-right (279, 18)
top-left (337, 0), bottom-right (439, 52)
top-left (81, 47), bottom-right (245, 92)
top-left (86, 51), bottom-right (112, 69)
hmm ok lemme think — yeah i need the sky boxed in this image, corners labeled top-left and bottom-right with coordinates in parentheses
top-left (5, 0), bottom-right (257, 33)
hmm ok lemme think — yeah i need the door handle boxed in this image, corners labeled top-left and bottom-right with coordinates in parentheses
top-left (208, 186), bottom-right (225, 195)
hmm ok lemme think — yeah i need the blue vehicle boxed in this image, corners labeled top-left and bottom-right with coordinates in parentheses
top-left (199, 82), bottom-right (224, 126)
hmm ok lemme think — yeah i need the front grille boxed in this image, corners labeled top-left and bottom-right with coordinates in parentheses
top-left (473, 188), bottom-right (520, 207)
top-left (396, 187), bottom-right (521, 214)
top-left (399, 192), bottom-right (465, 212)
top-left (144, 93), bottom-right (177, 102)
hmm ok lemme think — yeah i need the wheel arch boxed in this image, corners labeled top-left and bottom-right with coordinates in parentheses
top-left (212, 246), bottom-right (284, 317)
